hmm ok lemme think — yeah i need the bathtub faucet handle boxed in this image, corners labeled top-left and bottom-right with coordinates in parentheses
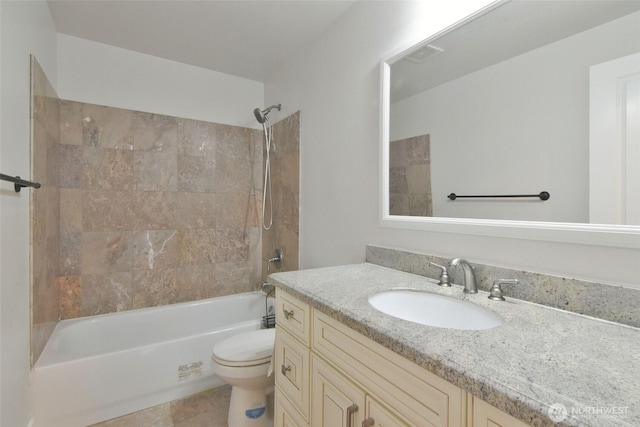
top-left (267, 249), bottom-right (283, 272)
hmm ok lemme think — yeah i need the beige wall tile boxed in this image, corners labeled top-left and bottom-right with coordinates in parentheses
top-left (177, 229), bottom-right (217, 266)
top-left (81, 272), bottom-right (132, 315)
top-left (60, 232), bottom-right (82, 275)
top-left (178, 155), bottom-right (216, 192)
top-left (132, 230), bottom-right (178, 271)
top-left (83, 147), bottom-right (134, 190)
top-left (59, 188), bottom-right (82, 233)
top-left (133, 191), bottom-right (178, 230)
top-left (178, 119), bottom-right (217, 157)
top-left (83, 104), bottom-right (133, 149)
top-left (83, 190), bottom-right (135, 231)
top-left (215, 192), bottom-right (260, 229)
top-left (132, 268), bottom-right (179, 308)
top-left (60, 100), bottom-right (83, 146)
top-left (133, 150), bottom-right (178, 191)
top-left (59, 276), bottom-right (82, 320)
top-left (82, 231), bottom-right (133, 273)
top-left (59, 144), bottom-right (84, 188)
top-left (176, 192), bottom-right (217, 229)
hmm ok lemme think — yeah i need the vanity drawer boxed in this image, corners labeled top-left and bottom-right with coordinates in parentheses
top-left (276, 290), bottom-right (310, 344)
top-left (275, 327), bottom-right (310, 421)
top-left (313, 310), bottom-right (465, 427)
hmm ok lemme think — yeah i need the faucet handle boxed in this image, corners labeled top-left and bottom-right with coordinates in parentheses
top-left (488, 279), bottom-right (519, 301)
top-left (267, 249), bottom-right (284, 272)
top-left (430, 262), bottom-right (451, 287)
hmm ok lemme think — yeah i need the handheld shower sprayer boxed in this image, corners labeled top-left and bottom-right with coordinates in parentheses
top-left (254, 103), bottom-right (282, 230)
top-left (253, 104), bottom-right (282, 124)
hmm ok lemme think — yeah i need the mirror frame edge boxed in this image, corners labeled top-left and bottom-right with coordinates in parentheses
top-left (379, 1), bottom-right (640, 250)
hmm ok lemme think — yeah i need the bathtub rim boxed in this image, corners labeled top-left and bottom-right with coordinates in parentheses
top-left (35, 291), bottom-right (272, 368)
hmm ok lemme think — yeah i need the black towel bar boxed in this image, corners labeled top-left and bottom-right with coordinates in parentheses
top-left (0, 173), bottom-right (41, 193)
top-left (447, 191), bottom-right (550, 201)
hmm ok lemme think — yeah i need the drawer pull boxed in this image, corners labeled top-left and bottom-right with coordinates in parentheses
top-left (362, 418), bottom-right (375, 427)
top-left (283, 309), bottom-right (295, 319)
top-left (346, 404), bottom-right (359, 427)
top-left (281, 364), bottom-right (292, 376)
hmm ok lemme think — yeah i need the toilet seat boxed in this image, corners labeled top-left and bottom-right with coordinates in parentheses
top-left (212, 329), bottom-right (275, 367)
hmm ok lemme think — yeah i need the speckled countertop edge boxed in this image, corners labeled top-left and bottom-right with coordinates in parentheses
top-left (268, 263), bottom-right (640, 427)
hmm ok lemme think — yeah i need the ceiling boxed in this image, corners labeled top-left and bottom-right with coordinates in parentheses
top-left (390, 0), bottom-right (640, 102)
top-left (47, 0), bottom-right (357, 83)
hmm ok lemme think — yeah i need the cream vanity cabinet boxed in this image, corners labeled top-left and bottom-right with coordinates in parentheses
top-left (274, 290), bottom-right (530, 427)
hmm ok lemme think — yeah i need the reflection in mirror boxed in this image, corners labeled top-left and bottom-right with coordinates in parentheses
top-left (389, 134), bottom-right (432, 216)
top-left (386, 0), bottom-right (640, 225)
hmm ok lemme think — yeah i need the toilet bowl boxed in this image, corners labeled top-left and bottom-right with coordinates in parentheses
top-left (212, 328), bottom-right (276, 427)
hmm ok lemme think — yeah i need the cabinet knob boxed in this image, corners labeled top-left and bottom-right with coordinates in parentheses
top-left (283, 309), bottom-right (294, 319)
top-left (362, 417), bottom-right (376, 427)
top-left (281, 365), bottom-right (291, 376)
top-left (346, 404), bottom-right (359, 427)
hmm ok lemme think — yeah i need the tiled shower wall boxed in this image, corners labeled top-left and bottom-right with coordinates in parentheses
top-left (389, 134), bottom-right (433, 216)
top-left (261, 112), bottom-right (300, 281)
top-left (31, 57), bottom-right (61, 363)
top-left (56, 100), bottom-right (268, 319)
top-left (30, 57), bottom-right (300, 363)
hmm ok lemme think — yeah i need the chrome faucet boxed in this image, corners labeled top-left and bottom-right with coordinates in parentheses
top-left (449, 258), bottom-right (478, 294)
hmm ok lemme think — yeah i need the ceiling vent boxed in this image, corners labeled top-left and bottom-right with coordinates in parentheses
top-left (403, 44), bottom-right (444, 64)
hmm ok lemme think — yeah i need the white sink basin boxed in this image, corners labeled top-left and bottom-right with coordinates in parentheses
top-left (368, 290), bottom-right (502, 330)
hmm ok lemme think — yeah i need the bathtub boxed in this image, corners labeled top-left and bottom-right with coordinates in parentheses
top-left (34, 291), bottom-right (274, 427)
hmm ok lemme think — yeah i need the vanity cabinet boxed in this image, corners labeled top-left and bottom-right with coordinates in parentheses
top-left (274, 290), bottom-right (531, 427)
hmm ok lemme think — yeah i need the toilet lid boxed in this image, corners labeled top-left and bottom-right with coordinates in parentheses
top-left (212, 329), bottom-right (275, 366)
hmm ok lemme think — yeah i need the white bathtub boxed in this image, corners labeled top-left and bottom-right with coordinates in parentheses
top-left (34, 291), bottom-right (274, 427)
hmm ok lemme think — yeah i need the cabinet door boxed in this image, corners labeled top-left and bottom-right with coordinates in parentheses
top-left (312, 355), bottom-right (365, 427)
top-left (472, 396), bottom-right (530, 427)
top-left (275, 329), bottom-right (310, 420)
top-left (275, 387), bottom-right (309, 427)
top-left (363, 396), bottom-right (410, 427)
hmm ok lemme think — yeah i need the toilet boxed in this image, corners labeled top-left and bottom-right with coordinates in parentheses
top-left (212, 328), bottom-right (276, 427)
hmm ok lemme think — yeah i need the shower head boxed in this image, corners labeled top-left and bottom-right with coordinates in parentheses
top-left (253, 108), bottom-right (266, 124)
top-left (254, 104), bottom-right (282, 124)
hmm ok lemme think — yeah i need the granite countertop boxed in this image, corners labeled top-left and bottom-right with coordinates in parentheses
top-left (268, 263), bottom-right (640, 427)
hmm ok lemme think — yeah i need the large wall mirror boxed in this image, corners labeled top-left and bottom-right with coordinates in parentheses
top-left (380, 0), bottom-right (640, 248)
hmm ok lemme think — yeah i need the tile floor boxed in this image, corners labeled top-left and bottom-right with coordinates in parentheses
top-left (89, 385), bottom-right (231, 427)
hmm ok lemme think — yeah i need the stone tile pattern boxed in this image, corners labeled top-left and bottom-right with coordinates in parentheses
top-left (389, 134), bottom-right (432, 216)
top-left (30, 56), bottom-right (61, 364)
top-left (57, 100), bottom-right (271, 319)
top-left (366, 244), bottom-right (640, 328)
top-left (90, 385), bottom-right (232, 427)
top-left (261, 111), bottom-right (300, 281)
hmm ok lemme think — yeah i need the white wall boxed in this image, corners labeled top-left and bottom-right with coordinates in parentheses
top-left (57, 34), bottom-right (264, 129)
top-left (390, 11), bottom-right (640, 223)
top-left (265, 0), bottom-right (640, 287)
top-left (0, 2), bottom-right (58, 426)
